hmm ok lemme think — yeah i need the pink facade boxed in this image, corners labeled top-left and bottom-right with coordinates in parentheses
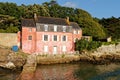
top-left (21, 27), bottom-right (82, 54)
top-left (20, 16), bottom-right (82, 54)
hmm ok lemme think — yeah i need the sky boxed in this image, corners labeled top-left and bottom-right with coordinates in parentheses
top-left (0, 0), bottom-right (120, 18)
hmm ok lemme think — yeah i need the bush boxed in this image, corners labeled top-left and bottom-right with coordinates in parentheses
top-left (75, 39), bottom-right (102, 52)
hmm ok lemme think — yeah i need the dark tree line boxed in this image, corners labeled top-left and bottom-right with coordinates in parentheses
top-left (0, 0), bottom-right (120, 40)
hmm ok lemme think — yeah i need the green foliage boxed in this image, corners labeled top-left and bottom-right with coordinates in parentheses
top-left (6, 26), bottom-right (19, 33)
top-left (75, 39), bottom-right (89, 51)
top-left (80, 19), bottom-right (106, 39)
top-left (0, 14), bottom-right (19, 33)
top-left (75, 39), bottom-right (102, 51)
top-left (101, 41), bottom-right (119, 46)
top-left (99, 17), bottom-right (120, 40)
top-left (0, 1), bottom-right (119, 39)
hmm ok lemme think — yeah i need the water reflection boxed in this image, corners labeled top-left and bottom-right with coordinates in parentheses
top-left (34, 63), bottom-right (120, 80)
top-left (1, 62), bottom-right (120, 80)
top-left (0, 68), bottom-right (21, 80)
top-left (35, 64), bottom-right (79, 80)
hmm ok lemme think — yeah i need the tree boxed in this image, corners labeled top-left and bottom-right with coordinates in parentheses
top-left (99, 17), bottom-right (120, 40)
top-left (75, 39), bottom-right (102, 52)
top-left (74, 9), bottom-right (106, 39)
top-left (0, 14), bottom-right (19, 33)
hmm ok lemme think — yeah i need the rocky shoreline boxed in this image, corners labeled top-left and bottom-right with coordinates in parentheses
top-left (0, 46), bottom-right (27, 70)
top-left (0, 43), bottom-right (120, 70)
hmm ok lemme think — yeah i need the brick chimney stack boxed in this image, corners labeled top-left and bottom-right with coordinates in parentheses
top-left (66, 16), bottom-right (70, 25)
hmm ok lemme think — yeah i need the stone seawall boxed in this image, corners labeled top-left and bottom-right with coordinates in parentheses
top-left (0, 33), bottom-right (18, 47)
top-left (36, 43), bottom-right (120, 65)
top-left (92, 43), bottom-right (120, 56)
top-left (37, 54), bottom-right (80, 64)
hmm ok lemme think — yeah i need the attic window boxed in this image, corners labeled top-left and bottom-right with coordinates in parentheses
top-left (54, 25), bottom-right (57, 32)
top-left (44, 25), bottom-right (48, 31)
top-left (63, 26), bottom-right (66, 32)
top-left (74, 30), bottom-right (77, 34)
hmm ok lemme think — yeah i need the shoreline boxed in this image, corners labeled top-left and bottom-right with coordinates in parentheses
top-left (0, 42), bottom-right (120, 69)
top-left (36, 53), bottom-right (120, 65)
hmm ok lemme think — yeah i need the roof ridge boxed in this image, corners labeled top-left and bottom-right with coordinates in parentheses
top-left (38, 16), bottom-right (66, 20)
top-left (22, 18), bottom-right (34, 20)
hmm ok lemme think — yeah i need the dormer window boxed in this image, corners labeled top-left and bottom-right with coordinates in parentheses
top-left (63, 26), bottom-right (66, 32)
top-left (44, 25), bottom-right (48, 31)
top-left (54, 25), bottom-right (57, 32)
top-left (74, 30), bottom-right (77, 34)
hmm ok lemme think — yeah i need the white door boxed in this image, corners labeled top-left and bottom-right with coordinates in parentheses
top-left (62, 46), bottom-right (66, 52)
top-left (53, 46), bottom-right (57, 54)
top-left (44, 46), bottom-right (48, 52)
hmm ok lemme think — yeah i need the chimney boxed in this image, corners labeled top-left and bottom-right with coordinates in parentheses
top-left (34, 13), bottom-right (37, 21)
top-left (66, 16), bottom-right (70, 25)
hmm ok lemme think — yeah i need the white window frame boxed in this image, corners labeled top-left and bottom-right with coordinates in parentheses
top-left (62, 46), bottom-right (66, 52)
top-left (53, 46), bottom-right (57, 54)
top-left (53, 35), bottom-right (57, 41)
top-left (44, 46), bottom-right (48, 52)
top-left (54, 25), bottom-right (57, 32)
top-left (63, 26), bottom-right (66, 32)
top-left (74, 38), bottom-right (76, 42)
top-left (62, 35), bottom-right (67, 41)
top-left (43, 35), bottom-right (48, 41)
top-left (78, 30), bottom-right (80, 34)
top-left (74, 30), bottom-right (77, 34)
top-left (44, 25), bottom-right (48, 31)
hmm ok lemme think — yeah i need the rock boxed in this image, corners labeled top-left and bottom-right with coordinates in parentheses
top-left (5, 61), bottom-right (16, 69)
top-left (0, 61), bottom-right (16, 69)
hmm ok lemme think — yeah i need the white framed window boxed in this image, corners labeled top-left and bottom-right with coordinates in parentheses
top-left (44, 35), bottom-right (48, 41)
top-left (78, 30), bottom-right (80, 34)
top-left (74, 30), bottom-right (77, 34)
top-left (54, 35), bottom-right (57, 41)
top-left (44, 46), bottom-right (48, 52)
top-left (62, 35), bottom-right (67, 41)
top-left (62, 46), bottom-right (66, 52)
top-left (53, 46), bottom-right (57, 54)
top-left (54, 25), bottom-right (57, 32)
top-left (63, 26), bottom-right (66, 32)
top-left (28, 35), bottom-right (32, 40)
top-left (44, 25), bottom-right (48, 31)
top-left (74, 38), bottom-right (76, 42)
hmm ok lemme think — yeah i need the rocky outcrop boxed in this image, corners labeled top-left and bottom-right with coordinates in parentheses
top-left (16, 54), bottom-right (37, 80)
top-left (0, 46), bottom-right (27, 69)
top-left (79, 43), bottom-right (120, 64)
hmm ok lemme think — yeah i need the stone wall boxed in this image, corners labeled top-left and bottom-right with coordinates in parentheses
top-left (93, 43), bottom-right (120, 55)
top-left (0, 33), bottom-right (18, 47)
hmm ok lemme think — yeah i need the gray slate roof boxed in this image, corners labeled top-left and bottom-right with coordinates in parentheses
top-left (21, 16), bottom-right (81, 30)
top-left (36, 16), bottom-right (68, 25)
top-left (70, 22), bottom-right (81, 29)
top-left (21, 19), bottom-right (35, 27)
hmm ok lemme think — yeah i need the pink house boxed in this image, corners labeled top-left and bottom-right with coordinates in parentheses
top-left (19, 14), bottom-right (82, 54)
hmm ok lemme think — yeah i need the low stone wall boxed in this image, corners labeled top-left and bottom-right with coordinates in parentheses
top-left (93, 43), bottom-right (120, 56)
top-left (37, 54), bottom-right (80, 64)
top-left (0, 33), bottom-right (18, 47)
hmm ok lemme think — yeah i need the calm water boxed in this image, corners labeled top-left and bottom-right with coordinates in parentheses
top-left (0, 68), bottom-right (21, 80)
top-left (1, 62), bottom-right (120, 80)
